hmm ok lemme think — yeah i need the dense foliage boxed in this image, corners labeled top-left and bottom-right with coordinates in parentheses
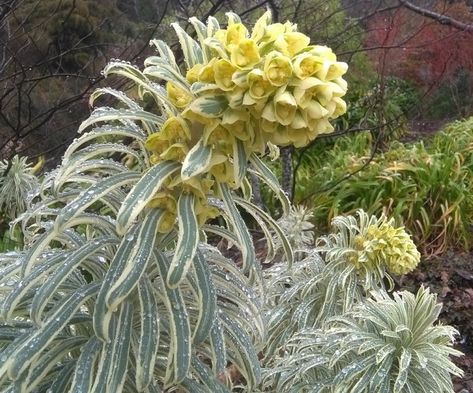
top-left (0, 10), bottom-right (464, 393)
top-left (295, 117), bottom-right (473, 255)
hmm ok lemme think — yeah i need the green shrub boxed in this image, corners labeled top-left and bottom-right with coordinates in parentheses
top-left (257, 211), bottom-right (462, 393)
top-left (0, 155), bottom-right (42, 251)
top-left (297, 117), bottom-right (473, 255)
top-left (0, 11), bottom-right (462, 393)
top-left (0, 11), bottom-right (348, 391)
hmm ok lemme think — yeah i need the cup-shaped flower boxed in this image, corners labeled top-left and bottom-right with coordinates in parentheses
top-left (225, 23), bottom-right (248, 47)
top-left (259, 22), bottom-right (285, 45)
top-left (161, 116), bottom-right (191, 142)
top-left (361, 223), bottom-right (421, 275)
top-left (230, 38), bottom-right (261, 69)
top-left (198, 58), bottom-right (217, 83)
top-left (147, 191), bottom-right (177, 233)
top-left (274, 32), bottom-right (311, 58)
top-left (186, 63), bottom-right (204, 83)
top-left (287, 127), bottom-right (317, 148)
top-left (214, 59), bottom-right (237, 91)
top-left (247, 69), bottom-right (275, 100)
top-left (293, 77), bottom-right (329, 108)
top-left (264, 51), bottom-right (293, 87)
top-left (326, 97), bottom-right (347, 119)
top-left (273, 89), bottom-right (297, 126)
top-left (167, 81), bottom-right (193, 109)
top-left (292, 52), bottom-right (324, 79)
top-left (209, 159), bottom-right (235, 185)
top-left (195, 198), bottom-right (220, 226)
top-left (315, 60), bottom-right (348, 81)
top-left (222, 109), bottom-right (251, 141)
top-left (267, 127), bottom-right (291, 146)
top-left (204, 124), bottom-right (235, 155)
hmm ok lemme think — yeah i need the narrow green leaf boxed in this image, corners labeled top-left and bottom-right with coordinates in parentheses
top-left (116, 161), bottom-right (180, 235)
top-left (79, 107), bottom-right (164, 133)
top-left (219, 183), bottom-right (256, 275)
top-left (154, 251), bottom-right (191, 385)
top-left (167, 193), bottom-right (198, 287)
top-left (192, 249), bottom-right (217, 343)
top-left (233, 140), bottom-right (248, 187)
top-left (30, 237), bottom-right (117, 325)
top-left (91, 302), bottom-right (133, 393)
top-left (171, 22), bottom-right (203, 69)
top-left (249, 154), bottom-right (290, 215)
top-left (48, 361), bottom-right (75, 392)
top-left (206, 16), bottom-right (220, 37)
top-left (149, 39), bottom-right (179, 71)
top-left (93, 225), bottom-right (139, 341)
top-left (181, 138), bottom-right (212, 180)
top-left (235, 197), bottom-right (293, 266)
top-left (188, 17), bottom-right (211, 63)
top-left (142, 58), bottom-right (190, 92)
top-left (203, 37), bottom-right (229, 60)
top-left (209, 318), bottom-right (227, 374)
top-left (55, 171), bottom-right (140, 232)
top-left (106, 209), bottom-right (163, 310)
top-left (219, 313), bottom-right (261, 388)
top-left (136, 276), bottom-right (160, 391)
top-left (1, 252), bottom-right (67, 322)
top-left (394, 348), bottom-right (412, 393)
top-left (192, 358), bottom-right (230, 393)
top-left (20, 337), bottom-right (85, 393)
top-left (7, 282), bottom-right (100, 380)
top-left (69, 338), bottom-right (102, 393)
top-left (108, 302), bottom-right (134, 393)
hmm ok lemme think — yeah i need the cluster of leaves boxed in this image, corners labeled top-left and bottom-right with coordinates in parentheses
top-left (0, 10), bottom-right (463, 393)
top-left (255, 211), bottom-right (462, 392)
top-left (0, 11), bottom-right (345, 392)
top-left (295, 116), bottom-right (473, 255)
top-left (0, 156), bottom-right (43, 251)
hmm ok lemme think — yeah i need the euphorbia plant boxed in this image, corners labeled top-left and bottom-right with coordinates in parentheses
top-left (0, 11), bottom-right (348, 392)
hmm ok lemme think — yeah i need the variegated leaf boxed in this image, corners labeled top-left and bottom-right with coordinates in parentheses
top-left (188, 95), bottom-right (228, 118)
top-left (167, 193), bottom-right (198, 287)
top-left (154, 251), bottom-right (191, 385)
top-left (106, 209), bottom-right (163, 310)
top-left (116, 161), bottom-right (180, 235)
top-left (181, 138), bottom-right (212, 180)
top-left (136, 276), bottom-right (160, 391)
top-left (171, 22), bottom-right (203, 69)
top-left (191, 249), bottom-right (217, 344)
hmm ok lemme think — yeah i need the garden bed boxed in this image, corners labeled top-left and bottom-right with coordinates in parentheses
top-left (400, 251), bottom-right (473, 392)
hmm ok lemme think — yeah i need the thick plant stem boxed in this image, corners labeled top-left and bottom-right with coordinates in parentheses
top-left (281, 146), bottom-right (294, 202)
top-left (250, 172), bottom-right (264, 210)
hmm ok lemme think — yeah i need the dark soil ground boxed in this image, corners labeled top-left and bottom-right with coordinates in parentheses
top-left (399, 251), bottom-right (473, 392)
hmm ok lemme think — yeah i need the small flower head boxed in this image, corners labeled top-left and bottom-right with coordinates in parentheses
top-left (166, 81), bottom-right (193, 109)
top-left (348, 214), bottom-right (421, 275)
top-left (264, 52), bottom-right (293, 87)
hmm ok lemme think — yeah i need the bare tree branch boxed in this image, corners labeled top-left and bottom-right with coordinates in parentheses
top-left (398, 0), bottom-right (473, 32)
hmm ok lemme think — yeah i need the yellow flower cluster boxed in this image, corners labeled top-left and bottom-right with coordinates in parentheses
top-left (352, 223), bottom-right (420, 275)
top-left (144, 12), bottom-right (348, 231)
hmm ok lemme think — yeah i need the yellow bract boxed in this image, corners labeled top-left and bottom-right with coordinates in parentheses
top-left (167, 81), bottom-right (193, 109)
top-left (352, 223), bottom-right (420, 275)
top-left (230, 39), bottom-right (261, 69)
top-left (274, 32), bottom-right (310, 57)
top-left (264, 52), bottom-right (293, 87)
top-left (142, 11), bottom-right (349, 230)
top-left (214, 59), bottom-right (237, 91)
top-left (148, 192), bottom-right (177, 233)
